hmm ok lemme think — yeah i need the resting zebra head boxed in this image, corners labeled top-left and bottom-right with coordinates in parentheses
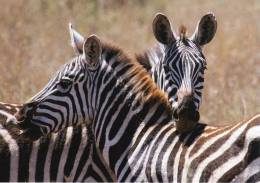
top-left (16, 33), bottom-right (103, 139)
top-left (150, 13), bottom-right (217, 132)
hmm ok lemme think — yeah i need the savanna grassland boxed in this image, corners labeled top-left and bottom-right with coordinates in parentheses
top-left (0, 0), bottom-right (259, 125)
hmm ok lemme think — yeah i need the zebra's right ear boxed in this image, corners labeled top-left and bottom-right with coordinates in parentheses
top-left (69, 23), bottom-right (84, 54)
top-left (83, 35), bottom-right (102, 68)
top-left (153, 13), bottom-right (176, 45)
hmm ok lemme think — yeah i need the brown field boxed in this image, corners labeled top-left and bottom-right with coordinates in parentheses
top-left (0, 0), bottom-right (259, 126)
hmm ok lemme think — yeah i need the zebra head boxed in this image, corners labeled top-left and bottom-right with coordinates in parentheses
top-left (152, 13), bottom-right (217, 133)
top-left (16, 33), bottom-right (102, 140)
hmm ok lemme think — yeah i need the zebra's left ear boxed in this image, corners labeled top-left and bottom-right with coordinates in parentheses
top-left (69, 23), bottom-right (84, 54)
top-left (191, 13), bottom-right (217, 46)
top-left (83, 35), bottom-right (102, 68)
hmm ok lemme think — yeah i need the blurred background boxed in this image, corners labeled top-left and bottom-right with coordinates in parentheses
top-left (0, 0), bottom-right (259, 125)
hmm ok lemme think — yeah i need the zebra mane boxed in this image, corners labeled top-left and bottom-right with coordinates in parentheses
top-left (101, 41), bottom-right (171, 114)
top-left (136, 44), bottom-right (165, 70)
top-left (0, 114), bottom-right (28, 142)
top-left (0, 103), bottom-right (29, 144)
top-left (135, 52), bottom-right (151, 72)
top-left (179, 25), bottom-right (187, 41)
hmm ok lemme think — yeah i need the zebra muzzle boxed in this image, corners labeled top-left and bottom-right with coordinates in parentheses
top-left (173, 106), bottom-right (200, 133)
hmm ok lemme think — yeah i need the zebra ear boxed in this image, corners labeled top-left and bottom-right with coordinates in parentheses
top-left (153, 13), bottom-right (176, 45)
top-left (191, 13), bottom-right (217, 46)
top-left (83, 35), bottom-right (102, 67)
top-left (69, 23), bottom-right (84, 54)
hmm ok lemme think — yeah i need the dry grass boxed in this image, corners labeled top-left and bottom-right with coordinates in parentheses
top-left (0, 0), bottom-right (259, 125)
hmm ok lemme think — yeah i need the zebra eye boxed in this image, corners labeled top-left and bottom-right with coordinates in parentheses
top-left (58, 78), bottom-right (73, 90)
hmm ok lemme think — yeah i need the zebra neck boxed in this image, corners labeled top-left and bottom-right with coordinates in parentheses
top-left (93, 90), bottom-right (172, 176)
top-left (90, 46), bottom-right (172, 176)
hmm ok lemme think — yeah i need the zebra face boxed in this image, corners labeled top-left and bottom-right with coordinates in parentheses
top-left (152, 13), bottom-right (217, 133)
top-left (16, 35), bottom-right (102, 139)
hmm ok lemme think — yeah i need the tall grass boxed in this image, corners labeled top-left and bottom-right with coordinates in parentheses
top-left (0, 0), bottom-right (259, 125)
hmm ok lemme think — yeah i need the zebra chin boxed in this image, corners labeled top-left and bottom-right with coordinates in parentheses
top-left (15, 116), bottom-right (46, 141)
top-left (173, 106), bottom-right (200, 134)
top-left (16, 120), bottom-right (45, 141)
top-left (171, 94), bottom-right (201, 133)
top-left (175, 116), bottom-right (200, 134)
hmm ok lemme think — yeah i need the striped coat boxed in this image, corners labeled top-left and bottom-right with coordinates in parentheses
top-left (15, 33), bottom-right (260, 182)
top-left (0, 102), bottom-right (115, 182)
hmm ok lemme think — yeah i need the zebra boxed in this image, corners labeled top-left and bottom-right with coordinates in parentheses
top-left (138, 13), bottom-right (217, 133)
top-left (68, 13), bottom-right (217, 134)
top-left (16, 33), bottom-right (260, 182)
top-left (0, 102), bottom-right (115, 182)
top-left (150, 12), bottom-right (217, 133)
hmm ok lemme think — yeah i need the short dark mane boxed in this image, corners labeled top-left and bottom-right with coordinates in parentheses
top-left (135, 52), bottom-right (151, 72)
top-left (179, 25), bottom-right (187, 41)
top-left (135, 45), bottom-right (163, 72)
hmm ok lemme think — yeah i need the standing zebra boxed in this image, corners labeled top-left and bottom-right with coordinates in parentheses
top-left (16, 34), bottom-right (260, 182)
top-left (0, 102), bottom-right (115, 182)
top-left (68, 13), bottom-right (217, 134)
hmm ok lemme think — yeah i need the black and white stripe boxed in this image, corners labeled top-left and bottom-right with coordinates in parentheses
top-left (145, 40), bottom-right (207, 109)
top-left (0, 102), bottom-right (114, 182)
top-left (16, 32), bottom-right (260, 182)
top-left (146, 13), bottom-right (217, 133)
top-left (135, 13), bottom-right (217, 133)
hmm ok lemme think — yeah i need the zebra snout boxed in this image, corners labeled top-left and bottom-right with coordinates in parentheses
top-left (176, 96), bottom-right (198, 117)
top-left (177, 107), bottom-right (200, 122)
top-left (18, 123), bottom-right (45, 141)
top-left (14, 102), bottom-right (37, 127)
top-left (21, 102), bottom-right (37, 116)
top-left (174, 96), bottom-right (200, 133)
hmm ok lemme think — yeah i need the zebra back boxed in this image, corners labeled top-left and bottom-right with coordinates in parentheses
top-left (112, 114), bottom-right (260, 182)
